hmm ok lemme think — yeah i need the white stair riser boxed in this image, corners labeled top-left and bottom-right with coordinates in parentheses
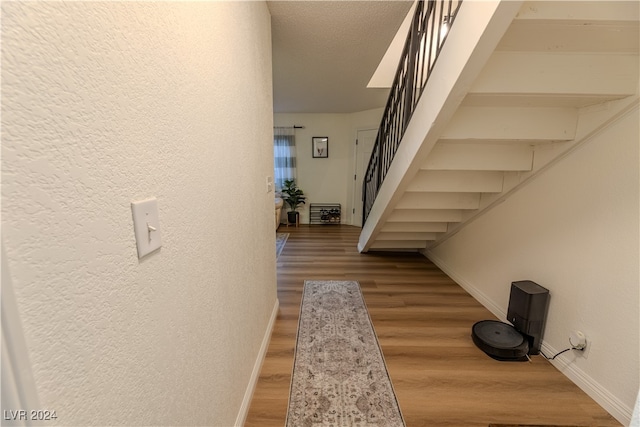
top-left (421, 143), bottom-right (533, 172)
top-left (396, 192), bottom-right (480, 210)
top-left (471, 52), bottom-right (639, 97)
top-left (407, 170), bottom-right (504, 193)
top-left (377, 232), bottom-right (440, 241)
top-left (514, 1), bottom-right (639, 22)
top-left (498, 22), bottom-right (639, 54)
top-left (370, 241), bottom-right (429, 249)
top-left (441, 106), bottom-right (577, 141)
top-left (387, 209), bottom-right (464, 223)
top-left (381, 222), bottom-right (448, 233)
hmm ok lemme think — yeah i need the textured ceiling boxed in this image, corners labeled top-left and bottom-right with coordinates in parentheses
top-left (268, 1), bottom-right (413, 113)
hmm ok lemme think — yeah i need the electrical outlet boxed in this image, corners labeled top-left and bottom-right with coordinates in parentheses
top-left (570, 330), bottom-right (589, 358)
top-left (570, 330), bottom-right (586, 349)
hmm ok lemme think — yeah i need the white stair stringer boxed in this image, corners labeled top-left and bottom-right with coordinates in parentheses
top-left (358, 0), bottom-right (639, 253)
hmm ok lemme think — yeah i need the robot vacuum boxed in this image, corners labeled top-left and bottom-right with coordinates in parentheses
top-left (472, 281), bottom-right (549, 361)
top-left (472, 320), bottom-right (529, 360)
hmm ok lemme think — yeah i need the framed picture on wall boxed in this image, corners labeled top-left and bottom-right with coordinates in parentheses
top-left (312, 137), bottom-right (329, 158)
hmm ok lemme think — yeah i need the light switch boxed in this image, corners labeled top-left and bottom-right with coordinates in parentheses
top-left (266, 176), bottom-right (274, 193)
top-left (131, 197), bottom-right (162, 258)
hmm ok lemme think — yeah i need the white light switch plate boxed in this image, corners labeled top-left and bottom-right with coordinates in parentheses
top-left (131, 197), bottom-right (162, 258)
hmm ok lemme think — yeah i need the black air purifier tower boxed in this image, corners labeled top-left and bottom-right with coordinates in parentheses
top-left (472, 280), bottom-right (549, 360)
top-left (506, 280), bottom-right (549, 355)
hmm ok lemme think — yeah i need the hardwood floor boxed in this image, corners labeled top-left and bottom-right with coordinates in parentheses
top-left (245, 225), bottom-right (621, 427)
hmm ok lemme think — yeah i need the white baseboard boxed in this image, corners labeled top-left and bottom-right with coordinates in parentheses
top-left (541, 341), bottom-right (632, 426)
top-left (234, 298), bottom-right (279, 427)
top-left (423, 250), bottom-right (632, 426)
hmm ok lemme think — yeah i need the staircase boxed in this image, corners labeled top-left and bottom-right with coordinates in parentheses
top-left (359, 0), bottom-right (639, 252)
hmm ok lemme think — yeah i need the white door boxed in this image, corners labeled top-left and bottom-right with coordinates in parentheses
top-left (352, 129), bottom-right (378, 227)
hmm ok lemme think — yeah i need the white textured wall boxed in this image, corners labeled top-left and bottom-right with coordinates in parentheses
top-left (2, 2), bottom-right (276, 426)
top-left (426, 107), bottom-right (639, 424)
top-left (274, 108), bottom-right (382, 225)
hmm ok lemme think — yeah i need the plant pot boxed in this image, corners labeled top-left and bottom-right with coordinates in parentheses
top-left (287, 211), bottom-right (299, 224)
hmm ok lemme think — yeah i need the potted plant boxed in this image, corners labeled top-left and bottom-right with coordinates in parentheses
top-left (281, 179), bottom-right (306, 224)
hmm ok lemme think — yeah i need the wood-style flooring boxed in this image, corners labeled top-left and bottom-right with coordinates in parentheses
top-left (245, 225), bottom-right (621, 427)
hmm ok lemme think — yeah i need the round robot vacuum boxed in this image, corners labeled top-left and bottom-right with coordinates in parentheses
top-left (472, 320), bottom-right (529, 360)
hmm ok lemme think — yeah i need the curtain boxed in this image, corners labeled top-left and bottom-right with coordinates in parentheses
top-left (274, 127), bottom-right (297, 191)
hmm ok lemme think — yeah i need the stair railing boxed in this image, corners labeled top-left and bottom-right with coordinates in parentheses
top-left (363, 0), bottom-right (462, 224)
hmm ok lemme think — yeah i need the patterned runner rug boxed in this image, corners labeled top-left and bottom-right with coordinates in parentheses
top-left (276, 233), bottom-right (289, 258)
top-left (286, 280), bottom-right (405, 427)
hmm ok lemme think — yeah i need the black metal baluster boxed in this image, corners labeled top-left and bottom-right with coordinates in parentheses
top-left (362, 0), bottom-right (463, 227)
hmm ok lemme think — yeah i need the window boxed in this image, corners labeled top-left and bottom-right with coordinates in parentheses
top-left (274, 127), bottom-right (297, 191)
